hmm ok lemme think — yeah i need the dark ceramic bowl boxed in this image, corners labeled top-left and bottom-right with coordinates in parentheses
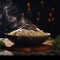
top-left (5, 33), bottom-right (51, 47)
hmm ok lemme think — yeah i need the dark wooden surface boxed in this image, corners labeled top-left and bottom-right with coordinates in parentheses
top-left (0, 39), bottom-right (53, 55)
top-left (4, 44), bottom-right (52, 52)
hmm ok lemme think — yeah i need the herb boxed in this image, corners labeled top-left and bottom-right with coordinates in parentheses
top-left (52, 35), bottom-right (60, 50)
top-left (0, 40), bottom-right (5, 48)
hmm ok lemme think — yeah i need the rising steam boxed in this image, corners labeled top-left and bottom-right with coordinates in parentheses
top-left (0, 0), bottom-right (32, 33)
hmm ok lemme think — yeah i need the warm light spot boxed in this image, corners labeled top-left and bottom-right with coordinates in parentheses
top-left (28, 7), bottom-right (31, 12)
top-left (21, 12), bottom-right (25, 17)
top-left (37, 12), bottom-right (40, 16)
top-left (27, 2), bottom-right (31, 12)
top-left (49, 13), bottom-right (52, 17)
top-left (36, 17), bottom-right (40, 21)
top-left (40, 0), bottom-right (44, 7)
top-left (51, 8), bottom-right (55, 11)
top-left (48, 18), bottom-right (51, 22)
top-left (52, 17), bottom-right (55, 22)
top-left (41, 0), bottom-right (44, 5)
top-left (27, 2), bottom-right (30, 7)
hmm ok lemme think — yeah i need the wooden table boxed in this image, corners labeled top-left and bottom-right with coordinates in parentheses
top-left (0, 38), bottom-right (53, 52)
top-left (5, 44), bottom-right (52, 52)
top-left (0, 38), bottom-right (53, 55)
top-left (4, 40), bottom-right (52, 52)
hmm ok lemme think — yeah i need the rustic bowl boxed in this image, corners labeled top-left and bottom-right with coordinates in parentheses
top-left (5, 33), bottom-right (51, 47)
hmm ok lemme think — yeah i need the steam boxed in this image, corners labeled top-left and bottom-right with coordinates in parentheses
top-left (0, 0), bottom-right (32, 33)
top-left (20, 17), bottom-right (28, 25)
top-left (18, 17), bottom-right (32, 28)
top-left (0, 0), bottom-right (19, 32)
top-left (4, 5), bottom-right (18, 29)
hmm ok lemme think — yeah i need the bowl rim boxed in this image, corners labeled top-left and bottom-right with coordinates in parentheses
top-left (5, 33), bottom-right (51, 38)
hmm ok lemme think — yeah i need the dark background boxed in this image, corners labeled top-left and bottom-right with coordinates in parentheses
top-left (12, 0), bottom-right (60, 37)
top-left (0, 0), bottom-right (60, 38)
